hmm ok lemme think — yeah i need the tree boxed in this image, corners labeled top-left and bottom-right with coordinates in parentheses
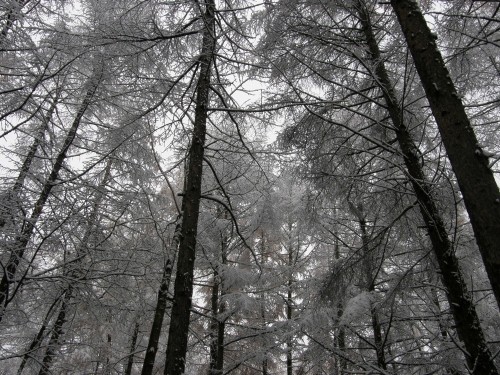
top-left (390, 0), bottom-right (500, 311)
top-left (163, 1), bottom-right (217, 374)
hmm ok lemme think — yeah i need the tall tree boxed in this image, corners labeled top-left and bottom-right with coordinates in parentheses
top-left (163, 1), bottom-right (217, 374)
top-left (390, 0), bottom-right (500, 310)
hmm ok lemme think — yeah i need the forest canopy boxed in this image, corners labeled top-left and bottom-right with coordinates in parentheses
top-left (0, 1), bottom-right (499, 374)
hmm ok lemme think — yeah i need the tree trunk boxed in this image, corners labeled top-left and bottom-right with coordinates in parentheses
top-left (390, 0), bottom-right (500, 311)
top-left (333, 233), bottom-right (347, 375)
top-left (163, 1), bottom-right (216, 374)
top-left (356, 3), bottom-right (499, 373)
top-left (0, 90), bottom-right (59, 230)
top-left (33, 158), bottom-right (112, 375)
top-left (351, 204), bottom-right (387, 371)
top-left (38, 286), bottom-right (73, 375)
top-left (125, 319), bottom-right (140, 375)
top-left (286, 230), bottom-right (294, 375)
top-left (141, 258), bottom-right (174, 375)
top-left (209, 271), bottom-right (220, 375)
top-left (16, 293), bottom-right (62, 375)
top-left (0, 72), bottom-right (101, 320)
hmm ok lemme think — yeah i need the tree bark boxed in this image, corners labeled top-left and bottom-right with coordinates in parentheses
top-left (16, 293), bottom-right (62, 375)
top-left (0, 72), bottom-right (101, 320)
top-left (141, 258), bottom-right (174, 375)
top-left (163, 1), bottom-right (216, 374)
top-left (125, 319), bottom-right (140, 375)
top-left (390, 0), bottom-right (500, 311)
top-left (32, 158), bottom-right (112, 375)
top-left (38, 287), bottom-right (73, 375)
top-left (209, 270), bottom-right (220, 375)
top-left (356, 3), bottom-right (499, 373)
top-left (0, 90), bottom-right (59, 230)
top-left (286, 227), bottom-right (294, 375)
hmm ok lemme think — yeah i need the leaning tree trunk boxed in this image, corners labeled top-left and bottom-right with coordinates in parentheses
top-left (163, 1), bottom-right (216, 374)
top-left (34, 157), bottom-right (112, 375)
top-left (37, 287), bottom-right (73, 375)
top-left (16, 292), bottom-right (63, 375)
top-left (0, 90), bottom-right (59, 230)
top-left (140, 257), bottom-right (174, 375)
top-left (356, 3), bottom-right (498, 374)
top-left (390, 0), bottom-right (500, 311)
top-left (0, 70), bottom-right (102, 320)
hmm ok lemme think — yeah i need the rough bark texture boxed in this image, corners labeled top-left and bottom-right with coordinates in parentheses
top-left (163, 1), bottom-right (216, 374)
top-left (390, 0), bottom-right (500, 311)
top-left (357, 3), bottom-right (498, 373)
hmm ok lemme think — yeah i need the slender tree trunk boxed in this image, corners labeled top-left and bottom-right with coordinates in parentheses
top-left (163, 2), bottom-right (216, 374)
top-left (209, 270), bottom-right (220, 375)
top-left (0, 72), bottom-right (101, 319)
top-left (258, 231), bottom-right (268, 375)
top-left (141, 258), bottom-right (174, 375)
top-left (356, 3), bottom-right (499, 373)
top-left (0, 91), bottom-right (59, 230)
top-left (215, 228), bottom-right (227, 374)
top-left (31, 158), bottom-right (112, 375)
top-left (16, 293), bottom-right (62, 375)
top-left (286, 231), bottom-right (294, 375)
top-left (332, 233), bottom-right (347, 375)
top-left (209, 210), bottom-right (228, 375)
top-left (427, 273), bottom-right (461, 375)
top-left (390, 0), bottom-right (500, 311)
top-left (351, 205), bottom-right (387, 371)
top-left (261, 293), bottom-right (268, 375)
top-left (38, 286), bottom-right (73, 375)
top-left (286, 279), bottom-right (293, 375)
top-left (125, 319), bottom-right (140, 375)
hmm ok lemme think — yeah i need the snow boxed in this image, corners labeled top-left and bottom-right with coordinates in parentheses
top-left (339, 291), bottom-right (372, 325)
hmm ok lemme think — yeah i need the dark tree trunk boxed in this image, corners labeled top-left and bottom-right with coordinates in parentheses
top-left (0, 91), bottom-right (58, 230)
top-left (390, 0), bottom-right (500, 311)
top-left (356, 3), bottom-right (499, 374)
top-left (209, 271), bottom-right (220, 375)
top-left (286, 232), bottom-right (294, 375)
top-left (163, 1), bottom-right (216, 374)
top-left (16, 293), bottom-right (62, 375)
top-left (333, 235), bottom-right (347, 375)
top-left (33, 158), bottom-right (112, 375)
top-left (125, 319), bottom-right (140, 375)
top-left (0, 72), bottom-right (101, 319)
top-left (37, 287), bottom-right (72, 375)
top-left (141, 258), bottom-right (174, 375)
